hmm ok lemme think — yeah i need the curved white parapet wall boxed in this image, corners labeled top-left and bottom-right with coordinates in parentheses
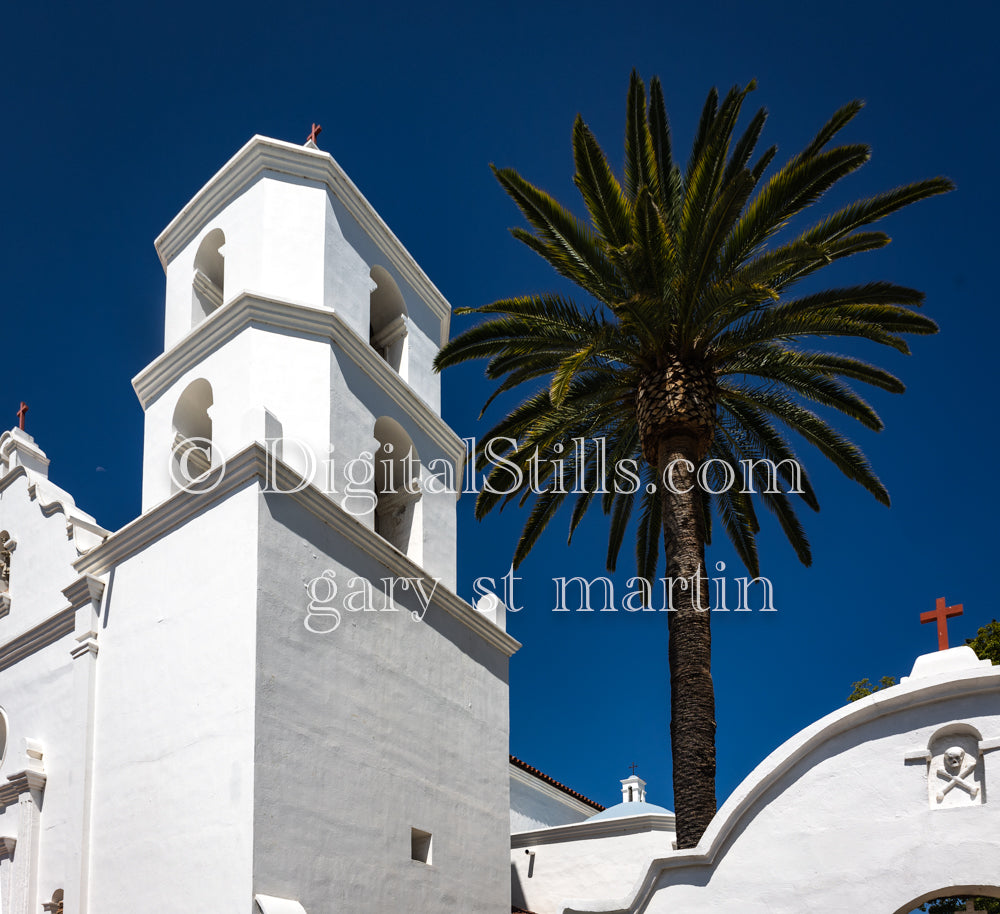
top-left (557, 649), bottom-right (1000, 914)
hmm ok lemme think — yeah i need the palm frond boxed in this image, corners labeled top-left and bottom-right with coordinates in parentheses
top-left (435, 74), bottom-right (951, 582)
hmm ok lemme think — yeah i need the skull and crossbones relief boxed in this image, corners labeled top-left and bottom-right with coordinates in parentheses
top-left (935, 746), bottom-right (979, 802)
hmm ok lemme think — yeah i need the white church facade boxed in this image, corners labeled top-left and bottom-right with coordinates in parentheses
top-left (0, 134), bottom-right (997, 914)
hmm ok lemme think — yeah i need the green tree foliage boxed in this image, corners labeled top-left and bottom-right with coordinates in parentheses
top-left (967, 619), bottom-right (1000, 665)
top-left (847, 675), bottom-right (897, 702)
top-left (437, 72), bottom-right (952, 846)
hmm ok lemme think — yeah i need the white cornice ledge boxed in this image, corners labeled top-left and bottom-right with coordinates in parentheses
top-left (0, 608), bottom-right (76, 674)
top-left (153, 135), bottom-right (452, 332)
top-left (0, 742), bottom-right (46, 808)
top-left (555, 663), bottom-right (1000, 914)
top-left (62, 574), bottom-right (106, 612)
top-left (512, 813), bottom-right (677, 848)
top-left (130, 292), bottom-right (465, 466)
top-left (73, 445), bottom-right (520, 658)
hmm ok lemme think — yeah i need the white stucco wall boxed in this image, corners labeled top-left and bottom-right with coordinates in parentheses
top-left (512, 819), bottom-right (676, 914)
top-left (250, 489), bottom-right (511, 914)
top-left (86, 483), bottom-right (260, 912)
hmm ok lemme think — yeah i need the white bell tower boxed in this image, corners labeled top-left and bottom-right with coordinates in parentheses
top-left (0, 133), bottom-right (515, 914)
top-left (132, 134), bottom-right (464, 585)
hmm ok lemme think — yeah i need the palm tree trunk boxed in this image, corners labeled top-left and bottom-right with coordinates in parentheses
top-left (658, 434), bottom-right (717, 849)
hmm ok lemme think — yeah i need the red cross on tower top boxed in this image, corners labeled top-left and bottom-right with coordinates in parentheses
top-left (16, 402), bottom-right (28, 431)
top-left (920, 597), bottom-right (963, 651)
top-left (306, 123), bottom-right (322, 145)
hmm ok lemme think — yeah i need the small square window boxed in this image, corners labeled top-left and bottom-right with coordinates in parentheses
top-left (410, 827), bottom-right (432, 864)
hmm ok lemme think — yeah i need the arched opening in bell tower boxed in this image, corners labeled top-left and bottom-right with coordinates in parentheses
top-left (369, 266), bottom-right (408, 376)
top-left (170, 378), bottom-right (214, 493)
top-left (192, 228), bottom-right (226, 327)
top-left (373, 416), bottom-right (422, 562)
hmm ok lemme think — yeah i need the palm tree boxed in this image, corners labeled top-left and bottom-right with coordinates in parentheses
top-left (434, 72), bottom-right (953, 848)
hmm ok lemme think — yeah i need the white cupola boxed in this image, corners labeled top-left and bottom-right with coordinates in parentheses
top-left (621, 772), bottom-right (647, 804)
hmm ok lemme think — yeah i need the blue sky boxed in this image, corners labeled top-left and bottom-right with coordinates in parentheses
top-left (3, 0), bottom-right (997, 810)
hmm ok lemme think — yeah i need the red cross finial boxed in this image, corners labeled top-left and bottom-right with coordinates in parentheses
top-left (16, 402), bottom-right (28, 431)
top-left (920, 597), bottom-right (963, 651)
top-left (307, 123), bottom-right (322, 145)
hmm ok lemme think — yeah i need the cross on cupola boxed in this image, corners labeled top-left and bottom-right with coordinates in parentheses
top-left (921, 597), bottom-right (963, 651)
top-left (16, 401), bottom-right (28, 431)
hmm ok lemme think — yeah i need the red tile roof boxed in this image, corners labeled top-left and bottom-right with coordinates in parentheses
top-left (509, 754), bottom-right (605, 811)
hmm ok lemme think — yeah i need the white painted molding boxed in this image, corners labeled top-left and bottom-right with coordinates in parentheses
top-left (64, 574), bottom-right (105, 661)
top-left (0, 465), bottom-right (29, 495)
top-left (62, 574), bottom-right (106, 612)
top-left (153, 135), bottom-right (453, 341)
top-left (0, 609), bottom-right (76, 674)
top-left (66, 515), bottom-right (111, 553)
top-left (512, 813), bottom-right (677, 848)
top-left (71, 631), bottom-right (100, 660)
top-left (131, 291), bottom-right (465, 466)
top-left (255, 894), bottom-right (309, 914)
top-left (0, 743), bottom-right (46, 808)
top-left (72, 444), bottom-right (520, 657)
